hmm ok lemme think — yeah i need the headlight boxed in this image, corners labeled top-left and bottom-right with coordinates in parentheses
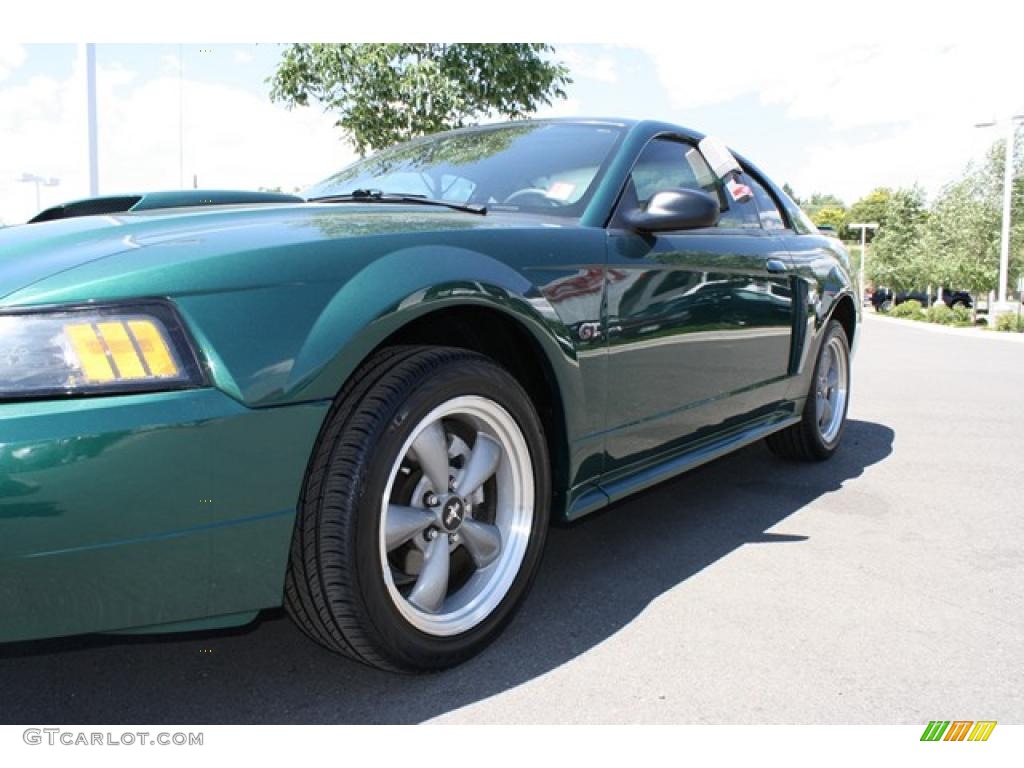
top-left (0, 302), bottom-right (206, 399)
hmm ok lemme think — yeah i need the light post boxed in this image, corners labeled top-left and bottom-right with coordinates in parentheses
top-left (975, 114), bottom-right (1023, 318)
top-left (849, 222), bottom-right (878, 304)
top-left (17, 173), bottom-right (60, 212)
top-left (86, 43), bottom-right (99, 196)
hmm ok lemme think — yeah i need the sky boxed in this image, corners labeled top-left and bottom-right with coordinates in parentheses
top-left (1, 27), bottom-right (1021, 225)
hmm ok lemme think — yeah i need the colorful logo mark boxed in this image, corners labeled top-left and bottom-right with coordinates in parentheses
top-left (920, 721), bottom-right (996, 742)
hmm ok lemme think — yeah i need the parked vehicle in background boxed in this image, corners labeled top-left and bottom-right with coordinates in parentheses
top-left (871, 287), bottom-right (972, 312)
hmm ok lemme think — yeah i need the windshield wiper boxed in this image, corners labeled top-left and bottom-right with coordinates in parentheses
top-left (307, 189), bottom-right (486, 215)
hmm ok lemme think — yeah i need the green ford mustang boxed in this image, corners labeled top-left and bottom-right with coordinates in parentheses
top-left (0, 118), bottom-right (858, 671)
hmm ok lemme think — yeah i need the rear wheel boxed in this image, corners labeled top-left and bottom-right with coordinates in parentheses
top-left (285, 346), bottom-right (550, 672)
top-left (766, 319), bottom-right (850, 461)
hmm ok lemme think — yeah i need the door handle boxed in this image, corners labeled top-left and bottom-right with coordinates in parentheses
top-left (765, 258), bottom-right (788, 274)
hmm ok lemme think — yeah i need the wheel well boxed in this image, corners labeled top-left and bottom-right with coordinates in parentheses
top-left (830, 295), bottom-right (856, 348)
top-left (373, 306), bottom-right (569, 510)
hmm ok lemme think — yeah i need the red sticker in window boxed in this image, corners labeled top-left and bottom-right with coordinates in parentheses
top-left (726, 178), bottom-right (753, 203)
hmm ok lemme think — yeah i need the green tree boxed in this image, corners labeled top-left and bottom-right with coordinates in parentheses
top-left (800, 192), bottom-right (844, 216)
top-left (846, 187), bottom-right (894, 241)
top-left (804, 192), bottom-right (845, 209)
top-left (782, 182), bottom-right (800, 205)
top-left (269, 44), bottom-right (571, 155)
top-left (799, 193), bottom-right (847, 235)
top-left (867, 186), bottom-right (929, 291)
top-left (918, 129), bottom-right (1024, 296)
top-left (811, 205), bottom-right (846, 232)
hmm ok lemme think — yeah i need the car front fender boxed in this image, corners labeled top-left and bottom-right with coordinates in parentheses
top-left (287, 244), bottom-right (586, 423)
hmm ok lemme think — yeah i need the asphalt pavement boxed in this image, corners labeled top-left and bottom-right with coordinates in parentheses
top-left (1, 312), bottom-right (1021, 724)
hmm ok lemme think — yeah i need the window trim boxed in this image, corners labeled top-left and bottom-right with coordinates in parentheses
top-left (741, 166), bottom-right (794, 233)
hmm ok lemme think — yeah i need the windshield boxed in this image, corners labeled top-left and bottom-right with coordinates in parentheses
top-left (306, 122), bottom-right (625, 217)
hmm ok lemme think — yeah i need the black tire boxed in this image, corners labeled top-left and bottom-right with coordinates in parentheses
top-left (766, 319), bottom-right (850, 462)
top-left (285, 345), bottom-right (550, 672)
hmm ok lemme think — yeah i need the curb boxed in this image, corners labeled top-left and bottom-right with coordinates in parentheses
top-left (864, 311), bottom-right (1024, 343)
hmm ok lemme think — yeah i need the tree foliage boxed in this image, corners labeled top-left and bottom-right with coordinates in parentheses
top-left (846, 188), bottom-right (894, 241)
top-left (804, 192), bottom-right (845, 210)
top-left (269, 44), bottom-right (571, 155)
top-left (916, 130), bottom-right (1024, 294)
top-left (866, 186), bottom-right (929, 291)
top-left (800, 191), bottom-right (841, 217)
top-left (811, 205), bottom-right (846, 232)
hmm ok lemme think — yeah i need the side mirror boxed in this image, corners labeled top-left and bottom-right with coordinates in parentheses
top-left (623, 188), bottom-right (720, 233)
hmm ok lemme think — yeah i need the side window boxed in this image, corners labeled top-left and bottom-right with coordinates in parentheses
top-left (715, 173), bottom-right (760, 229)
top-left (628, 138), bottom-right (717, 203)
top-left (622, 137), bottom-right (759, 230)
top-left (746, 174), bottom-right (788, 231)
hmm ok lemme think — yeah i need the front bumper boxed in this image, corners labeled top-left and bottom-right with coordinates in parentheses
top-left (0, 389), bottom-right (329, 643)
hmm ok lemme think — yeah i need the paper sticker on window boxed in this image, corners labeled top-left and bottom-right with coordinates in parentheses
top-left (686, 147), bottom-right (716, 191)
top-left (547, 182), bottom-right (576, 201)
top-left (726, 177), bottom-right (753, 203)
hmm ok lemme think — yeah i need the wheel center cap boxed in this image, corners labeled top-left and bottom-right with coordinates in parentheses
top-left (440, 497), bottom-right (466, 531)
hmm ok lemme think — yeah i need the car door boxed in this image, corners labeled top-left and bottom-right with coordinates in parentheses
top-left (603, 136), bottom-right (795, 474)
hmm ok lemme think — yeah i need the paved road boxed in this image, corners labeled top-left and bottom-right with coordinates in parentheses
top-left (2, 314), bottom-right (1022, 724)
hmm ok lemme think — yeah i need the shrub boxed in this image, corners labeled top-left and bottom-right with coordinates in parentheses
top-left (950, 305), bottom-right (973, 326)
top-left (925, 303), bottom-right (954, 325)
top-left (890, 299), bottom-right (925, 320)
top-left (994, 312), bottom-right (1024, 333)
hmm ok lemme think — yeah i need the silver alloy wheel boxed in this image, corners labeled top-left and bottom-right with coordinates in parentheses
top-left (379, 395), bottom-right (534, 636)
top-left (815, 335), bottom-right (849, 444)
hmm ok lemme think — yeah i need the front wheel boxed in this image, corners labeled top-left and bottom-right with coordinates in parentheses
top-left (766, 319), bottom-right (851, 461)
top-left (285, 346), bottom-right (550, 672)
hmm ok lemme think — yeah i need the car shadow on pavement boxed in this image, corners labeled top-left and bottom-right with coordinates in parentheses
top-left (0, 419), bottom-right (893, 724)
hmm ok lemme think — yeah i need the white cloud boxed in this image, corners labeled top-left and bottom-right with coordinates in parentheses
top-left (233, 49), bottom-right (254, 65)
top-left (0, 48), bottom-right (355, 224)
top-left (0, 44), bottom-right (26, 81)
top-left (159, 53), bottom-right (181, 74)
top-left (637, 6), bottom-right (1023, 201)
top-left (560, 46), bottom-right (619, 85)
top-left (789, 121), bottom-right (998, 205)
top-left (532, 96), bottom-right (583, 120)
top-left (645, 11), bottom-right (1020, 127)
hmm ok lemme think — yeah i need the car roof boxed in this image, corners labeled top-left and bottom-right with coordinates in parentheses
top-left (400, 117), bottom-right (706, 144)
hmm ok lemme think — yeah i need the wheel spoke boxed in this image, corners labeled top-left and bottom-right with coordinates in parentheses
top-left (384, 504), bottom-right (434, 551)
top-left (459, 518), bottom-right (502, 568)
top-left (823, 345), bottom-right (834, 374)
top-left (410, 420), bottom-right (450, 495)
top-left (820, 396), bottom-right (833, 427)
top-left (408, 534), bottom-right (450, 613)
top-left (827, 365), bottom-right (840, 390)
top-left (457, 433), bottom-right (502, 496)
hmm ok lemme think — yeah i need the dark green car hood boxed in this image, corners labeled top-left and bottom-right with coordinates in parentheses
top-left (0, 203), bottom-right (556, 304)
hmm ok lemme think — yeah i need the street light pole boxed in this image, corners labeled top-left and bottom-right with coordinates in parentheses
top-left (975, 114), bottom-right (1022, 316)
top-left (849, 222), bottom-right (878, 303)
top-left (86, 43), bottom-right (99, 196)
top-left (996, 118), bottom-right (1016, 305)
top-left (17, 173), bottom-right (61, 213)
